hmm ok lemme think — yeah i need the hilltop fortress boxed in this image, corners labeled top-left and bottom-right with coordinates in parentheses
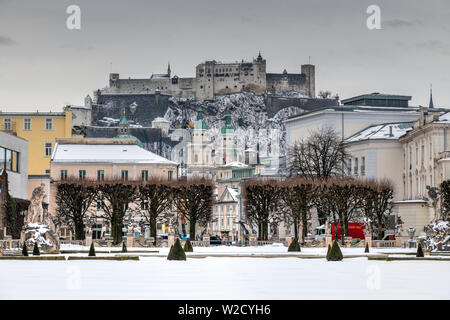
top-left (102, 53), bottom-right (315, 101)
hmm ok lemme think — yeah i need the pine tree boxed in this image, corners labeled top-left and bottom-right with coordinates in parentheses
top-left (183, 239), bottom-right (193, 252)
top-left (167, 238), bottom-right (186, 261)
top-left (88, 242), bottom-right (96, 257)
top-left (364, 242), bottom-right (369, 253)
top-left (22, 242), bottom-right (28, 256)
top-left (288, 238), bottom-right (301, 252)
top-left (416, 243), bottom-right (424, 257)
top-left (122, 241), bottom-right (127, 253)
top-left (32, 242), bottom-right (40, 256)
top-left (326, 244), bottom-right (331, 259)
top-left (327, 240), bottom-right (343, 261)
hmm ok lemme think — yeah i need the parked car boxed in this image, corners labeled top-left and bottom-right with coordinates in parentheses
top-left (210, 236), bottom-right (222, 245)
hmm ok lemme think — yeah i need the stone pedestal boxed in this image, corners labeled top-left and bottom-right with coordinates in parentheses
top-left (168, 235), bottom-right (175, 248)
top-left (285, 236), bottom-right (293, 247)
top-left (126, 234), bottom-right (134, 248)
top-left (85, 234), bottom-right (92, 247)
top-left (325, 235), bottom-right (332, 247)
top-left (365, 236), bottom-right (372, 248)
top-left (249, 236), bottom-right (257, 246)
top-left (202, 236), bottom-right (210, 247)
top-left (395, 236), bottom-right (403, 247)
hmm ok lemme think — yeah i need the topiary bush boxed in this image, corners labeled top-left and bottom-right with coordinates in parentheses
top-left (32, 242), bottom-right (40, 256)
top-left (22, 243), bottom-right (28, 256)
top-left (88, 242), bottom-right (96, 257)
top-left (327, 240), bottom-right (343, 261)
top-left (288, 238), bottom-right (301, 252)
top-left (326, 244), bottom-right (331, 259)
top-left (416, 243), bottom-right (424, 257)
top-left (183, 239), bottom-right (193, 252)
top-left (364, 242), bottom-right (369, 253)
top-left (167, 238), bottom-right (186, 261)
top-left (122, 242), bottom-right (127, 253)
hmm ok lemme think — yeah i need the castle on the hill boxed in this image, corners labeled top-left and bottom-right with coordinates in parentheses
top-left (102, 52), bottom-right (315, 101)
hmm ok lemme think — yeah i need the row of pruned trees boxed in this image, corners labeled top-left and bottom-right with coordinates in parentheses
top-left (243, 177), bottom-right (394, 243)
top-left (55, 178), bottom-right (214, 245)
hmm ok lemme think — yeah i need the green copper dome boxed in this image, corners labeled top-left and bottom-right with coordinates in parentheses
top-left (221, 108), bottom-right (234, 134)
top-left (194, 107), bottom-right (208, 130)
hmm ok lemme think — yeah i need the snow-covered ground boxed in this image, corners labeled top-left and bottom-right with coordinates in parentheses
top-left (1, 245), bottom-right (449, 300)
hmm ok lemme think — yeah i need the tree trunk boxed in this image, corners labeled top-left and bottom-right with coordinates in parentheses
top-left (150, 214), bottom-right (157, 245)
top-left (377, 223), bottom-right (383, 240)
top-left (301, 209), bottom-right (308, 243)
top-left (293, 218), bottom-right (299, 239)
top-left (189, 219), bottom-right (196, 240)
top-left (111, 212), bottom-right (123, 245)
top-left (74, 219), bottom-right (85, 240)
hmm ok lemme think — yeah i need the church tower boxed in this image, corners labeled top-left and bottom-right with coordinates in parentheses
top-left (118, 108), bottom-right (129, 135)
top-left (221, 107), bottom-right (237, 165)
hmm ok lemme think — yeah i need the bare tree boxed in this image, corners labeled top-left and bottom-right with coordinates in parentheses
top-left (139, 180), bottom-right (173, 245)
top-left (361, 180), bottom-right (394, 239)
top-left (243, 179), bottom-right (283, 241)
top-left (96, 180), bottom-right (139, 245)
top-left (288, 127), bottom-right (348, 180)
top-left (172, 178), bottom-right (214, 239)
top-left (55, 178), bottom-right (98, 240)
top-left (280, 178), bottom-right (317, 242)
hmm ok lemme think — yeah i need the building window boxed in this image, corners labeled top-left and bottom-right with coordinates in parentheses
top-left (361, 157), bottom-right (366, 176)
top-left (347, 159), bottom-right (352, 175)
top-left (354, 158), bottom-right (358, 175)
top-left (60, 170), bottom-right (68, 180)
top-left (97, 170), bottom-right (105, 181)
top-left (168, 170), bottom-right (173, 181)
top-left (194, 154), bottom-right (198, 163)
top-left (79, 170), bottom-right (86, 180)
top-left (45, 118), bottom-right (53, 130)
top-left (121, 170), bottom-right (128, 180)
top-left (23, 119), bottom-right (31, 130)
top-left (44, 142), bottom-right (52, 157)
top-left (3, 119), bottom-right (11, 131)
top-left (141, 170), bottom-right (149, 181)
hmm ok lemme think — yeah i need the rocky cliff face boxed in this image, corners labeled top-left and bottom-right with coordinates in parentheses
top-left (91, 91), bottom-right (338, 158)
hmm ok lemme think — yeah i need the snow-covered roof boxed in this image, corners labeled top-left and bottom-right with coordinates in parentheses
top-left (435, 111), bottom-right (450, 124)
top-left (150, 74), bottom-right (169, 79)
top-left (52, 143), bottom-right (177, 165)
top-left (222, 161), bottom-right (248, 168)
top-left (152, 117), bottom-right (171, 123)
top-left (219, 186), bottom-right (240, 202)
top-left (344, 122), bottom-right (413, 143)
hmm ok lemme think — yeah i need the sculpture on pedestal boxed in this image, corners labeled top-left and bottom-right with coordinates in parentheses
top-left (22, 184), bottom-right (60, 253)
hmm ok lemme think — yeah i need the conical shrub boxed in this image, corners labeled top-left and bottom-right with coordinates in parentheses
top-left (326, 244), bottom-right (331, 259)
top-left (364, 242), bottom-right (369, 253)
top-left (416, 243), bottom-right (424, 257)
top-left (22, 242), bottom-right (28, 256)
top-left (32, 242), bottom-right (40, 256)
top-left (167, 238), bottom-right (186, 261)
top-left (122, 242), bottom-right (127, 253)
top-left (88, 242), bottom-right (96, 257)
top-left (327, 240), bottom-right (343, 261)
top-left (288, 238), bottom-right (301, 252)
top-left (183, 239), bottom-right (193, 252)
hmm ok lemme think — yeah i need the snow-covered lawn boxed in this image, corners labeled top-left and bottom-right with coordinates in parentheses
top-left (1, 245), bottom-right (449, 299)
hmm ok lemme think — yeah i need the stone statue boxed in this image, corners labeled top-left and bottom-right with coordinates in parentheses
top-left (26, 184), bottom-right (46, 224)
top-left (22, 184), bottom-right (60, 253)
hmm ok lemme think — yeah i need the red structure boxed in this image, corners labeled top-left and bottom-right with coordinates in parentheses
top-left (331, 222), bottom-right (365, 240)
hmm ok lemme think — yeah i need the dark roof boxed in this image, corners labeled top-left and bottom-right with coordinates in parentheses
top-left (341, 93), bottom-right (412, 105)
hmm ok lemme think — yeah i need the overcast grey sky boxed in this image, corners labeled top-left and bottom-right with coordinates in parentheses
top-left (0, 0), bottom-right (449, 111)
